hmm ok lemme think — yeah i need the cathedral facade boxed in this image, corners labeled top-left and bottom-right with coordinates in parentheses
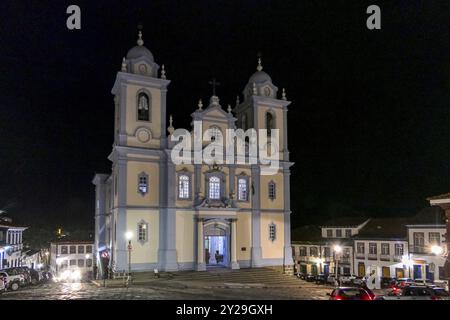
top-left (93, 32), bottom-right (294, 274)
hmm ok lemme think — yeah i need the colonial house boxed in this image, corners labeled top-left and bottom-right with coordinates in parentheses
top-left (353, 218), bottom-right (409, 279)
top-left (292, 217), bottom-right (369, 276)
top-left (50, 240), bottom-right (94, 278)
top-left (0, 217), bottom-right (27, 269)
top-left (292, 208), bottom-right (447, 283)
top-left (428, 193), bottom-right (450, 279)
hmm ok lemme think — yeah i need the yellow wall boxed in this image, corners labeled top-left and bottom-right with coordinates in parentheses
top-left (236, 212), bottom-right (252, 261)
top-left (175, 211), bottom-right (195, 263)
top-left (126, 209), bottom-right (159, 264)
top-left (126, 161), bottom-right (160, 206)
top-left (260, 213), bottom-right (284, 259)
top-left (260, 172), bottom-right (284, 209)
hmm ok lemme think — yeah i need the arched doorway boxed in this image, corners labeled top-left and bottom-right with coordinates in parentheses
top-left (203, 220), bottom-right (230, 268)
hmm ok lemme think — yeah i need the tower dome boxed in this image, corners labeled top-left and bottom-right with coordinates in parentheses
top-left (126, 31), bottom-right (154, 61)
top-left (248, 58), bottom-right (272, 84)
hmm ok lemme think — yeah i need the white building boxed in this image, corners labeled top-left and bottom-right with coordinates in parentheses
top-left (292, 208), bottom-right (447, 283)
top-left (0, 217), bottom-right (27, 269)
top-left (292, 218), bottom-right (370, 276)
top-left (50, 241), bottom-right (94, 278)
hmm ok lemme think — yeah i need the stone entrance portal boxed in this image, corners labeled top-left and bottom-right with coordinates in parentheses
top-left (196, 218), bottom-right (239, 271)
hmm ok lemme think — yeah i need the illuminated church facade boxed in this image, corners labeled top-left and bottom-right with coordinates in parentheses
top-left (93, 32), bottom-right (294, 274)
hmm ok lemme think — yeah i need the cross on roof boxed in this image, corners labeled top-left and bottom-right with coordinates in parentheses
top-left (208, 78), bottom-right (220, 96)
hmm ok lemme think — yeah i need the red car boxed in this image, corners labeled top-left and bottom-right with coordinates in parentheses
top-left (328, 287), bottom-right (374, 300)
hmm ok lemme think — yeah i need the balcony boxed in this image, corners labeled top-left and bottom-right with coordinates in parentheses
top-left (393, 255), bottom-right (402, 262)
top-left (380, 254), bottom-right (391, 261)
top-left (409, 245), bottom-right (427, 254)
top-left (356, 253), bottom-right (365, 259)
top-left (368, 253), bottom-right (377, 260)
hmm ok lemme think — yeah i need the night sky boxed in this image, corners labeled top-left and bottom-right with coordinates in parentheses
top-left (1, 1), bottom-right (449, 233)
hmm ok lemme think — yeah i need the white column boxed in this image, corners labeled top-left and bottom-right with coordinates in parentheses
top-left (230, 219), bottom-right (240, 269)
top-left (196, 219), bottom-right (206, 271)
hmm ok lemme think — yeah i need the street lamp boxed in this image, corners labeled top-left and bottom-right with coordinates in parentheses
top-left (431, 245), bottom-right (444, 256)
top-left (333, 245), bottom-right (342, 282)
top-left (125, 231), bottom-right (133, 279)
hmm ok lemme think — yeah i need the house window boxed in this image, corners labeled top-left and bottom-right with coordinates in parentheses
top-left (345, 229), bottom-right (352, 238)
top-left (61, 246), bottom-right (68, 254)
top-left (86, 259), bottom-right (93, 268)
top-left (310, 247), bottom-right (318, 257)
top-left (138, 221), bottom-right (148, 242)
top-left (77, 259), bottom-right (84, 268)
top-left (268, 181), bottom-right (276, 200)
top-left (178, 174), bottom-right (190, 199)
top-left (369, 243), bottom-right (377, 255)
top-left (299, 246), bottom-right (307, 256)
top-left (70, 259), bottom-right (76, 266)
top-left (413, 232), bottom-right (425, 253)
top-left (138, 172), bottom-right (148, 195)
top-left (86, 245), bottom-right (92, 253)
top-left (208, 176), bottom-right (221, 199)
top-left (269, 223), bottom-right (276, 242)
top-left (137, 92), bottom-right (150, 121)
top-left (395, 244), bottom-right (404, 256)
top-left (238, 178), bottom-right (248, 201)
top-left (336, 229), bottom-right (342, 238)
top-left (357, 243), bottom-right (365, 254)
top-left (326, 229), bottom-right (333, 238)
top-left (381, 243), bottom-right (390, 255)
top-left (69, 246), bottom-right (76, 254)
top-left (324, 247), bottom-right (331, 257)
top-left (429, 232), bottom-right (440, 245)
top-left (78, 246), bottom-right (84, 254)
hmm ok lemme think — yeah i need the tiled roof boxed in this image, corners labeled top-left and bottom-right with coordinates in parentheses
top-left (320, 216), bottom-right (369, 227)
top-left (291, 225), bottom-right (322, 242)
top-left (427, 193), bottom-right (450, 201)
top-left (354, 218), bottom-right (408, 240)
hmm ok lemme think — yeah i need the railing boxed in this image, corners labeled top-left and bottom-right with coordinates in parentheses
top-left (409, 245), bottom-right (427, 254)
top-left (356, 253), bottom-right (365, 259)
top-left (368, 253), bottom-right (377, 260)
top-left (393, 255), bottom-right (402, 262)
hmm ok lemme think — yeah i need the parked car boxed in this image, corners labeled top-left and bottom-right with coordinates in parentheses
top-left (0, 269), bottom-right (25, 291)
top-left (352, 276), bottom-right (365, 286)
top-left (381, 277), bottom-right (397, 288)
top-left (327, 287), bottom-right (374, 300)
top-left (0, 272), bottom-right (7, 292)
top-left (382, 286), bottom-right (444, 300)
top-left (305, 274), bottom-right (316, 282)
top-left (396, 278), bottom-right (415, 288)
top-left (315, 274), bottom-right (328, 285)
top-left (340, 274), bottom-right (357, 285)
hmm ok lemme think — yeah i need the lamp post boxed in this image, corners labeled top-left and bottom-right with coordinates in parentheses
top-left (125, 232), bottom-right (133, 280)
top-left (333, 245), bottom-right (342, 284)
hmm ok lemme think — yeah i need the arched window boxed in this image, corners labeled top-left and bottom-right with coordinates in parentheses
top-left (208, 176), bottom-right (221, 199)
top-left (137, 92), bottom-right (150, 121)
top-left (178, 175), bottom-right (190, 199)
top-left (242, 114), bottom-right (247, 131)
top-left (266, 112), bottom-right (274, 137)
top-left (238, 178), bottom-right (248, 201)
